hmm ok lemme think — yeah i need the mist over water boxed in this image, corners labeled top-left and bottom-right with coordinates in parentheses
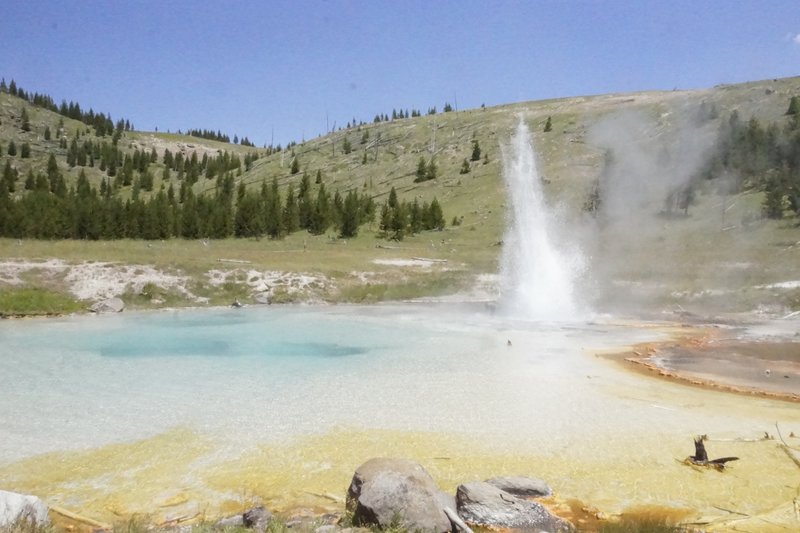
top-left (499, 119), bottom-right (584, 321)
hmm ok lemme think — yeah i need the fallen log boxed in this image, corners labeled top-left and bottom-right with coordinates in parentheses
top-left (49, 505), bottom-right (111, 530)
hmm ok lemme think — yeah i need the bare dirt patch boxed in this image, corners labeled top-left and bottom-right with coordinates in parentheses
top-left (0, 259), bottom-right (333, 305)
top-left (611, 326), bottom-right (800, 402)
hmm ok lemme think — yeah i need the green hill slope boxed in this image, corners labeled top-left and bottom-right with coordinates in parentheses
top-left (1, 76), bottom-right (799, 315)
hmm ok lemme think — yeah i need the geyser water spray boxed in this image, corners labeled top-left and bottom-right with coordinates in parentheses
top-left (499, 118), bottom-right (583, 321)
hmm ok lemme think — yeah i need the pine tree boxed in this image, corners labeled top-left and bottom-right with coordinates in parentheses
top-left (234, 190), bottom-right (264, 237)
top-left (291, 156), bottom-right (300, 174)
top-left (471, 140), bottom-right (481, 161)
top-left (427, 197), bottom-right (445, 230)
top-left (141, 170), bottom-right (154, 191)
top-left (763, 177), bottom-right (785, 219)
top-left (409, 198), bottom-right (422, 234)
top-left (7, 140), bottom-right (16, 156)
top-left (20, 142), bottom-right (31, 158)
top-left (67, 138), bottom-right (78, 167)
top-left (181, 189), bottom-right (200, 238)
top-left (2, 160), bottom-right (15, 193)
top-left (309, 183), bottom-right (330, 235)
top-left (20, 108), bottom-right (30, 132)
top-left (343, 136), bottom-right (352, 154)
top-left (282, 184), bottom-right (300, 233)
top-left (379, 203), bottom-right (391, 233)
top-left (298, 173), bottom-right (312, 229)
top-left (426, 158), bottom-right (437, 181)
top-left (265, 177), bottom-right (282, 238)
top-left (339, 190), bottom-right (361, 238)
top-left (415, 157), bottom-right (427, 182)
top-left (544, 116), bottom-right (553, 132)
top-left (460, 158), bottom-right (470, 174)
top-left (389, 201), bottom-right (406, 240)
top-left (786, 96), bottom-right (800, 116)
top-left (44, 126), bottom-right (51, 141)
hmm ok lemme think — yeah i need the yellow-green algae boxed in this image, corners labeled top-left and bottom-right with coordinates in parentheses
top-left (1, 425), bottom-right (798, 531)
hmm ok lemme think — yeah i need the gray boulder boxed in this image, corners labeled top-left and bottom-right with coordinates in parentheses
top-left (485, 476), bottom-right (552, 498)
top-left (456, 482), bottom-right (569, 532)
top-left (253, 291), bottom-right (272, 305)
top-left (242, 506), bottom-right (272, 532)
top-left (215, 514), bottom-right (244, 528)
top-left (0, 490), bottom-right (49, 527)
top-left (90, 297), bottom-right (125, 313)
top-left (347, 458), bottom-right (452, 533)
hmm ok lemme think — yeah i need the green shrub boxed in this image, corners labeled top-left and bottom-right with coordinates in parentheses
top-left (0, 287), bottom-right (83, 317)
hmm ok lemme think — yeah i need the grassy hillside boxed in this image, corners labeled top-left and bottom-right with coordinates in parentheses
top-left (1, 77), bottom-right (800, 315)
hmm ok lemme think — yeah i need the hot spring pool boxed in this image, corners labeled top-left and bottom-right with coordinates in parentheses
top-left (1, 304), bottom-right (798, 527)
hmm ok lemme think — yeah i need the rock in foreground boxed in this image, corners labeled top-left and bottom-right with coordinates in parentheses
top-left (347, 458), bottom-right (453, 532)
top-left (485, 476), bottom-right (552, 498)
top-left (0, 490), bottom-right (50, 527)
top-left (243, 506), bottom-right (273, 532)
top-left (456, 481), bottom-right (569, 532)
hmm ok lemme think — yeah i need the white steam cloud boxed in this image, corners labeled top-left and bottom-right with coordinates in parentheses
top-left (581, 100), bottom-right (721, 313)
top-left (587, 102), bottom-right (716, 227)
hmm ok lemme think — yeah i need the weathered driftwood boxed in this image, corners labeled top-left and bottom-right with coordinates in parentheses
top-left (685, 435), bottom-right (739, 471)
top-left (49, 505), bottom-right (110, 530)
top-left (443, 506), bottom-right (474, 533)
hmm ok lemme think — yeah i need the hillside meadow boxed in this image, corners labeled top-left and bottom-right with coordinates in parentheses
top-left (1, 76), bottom-right (800, 314)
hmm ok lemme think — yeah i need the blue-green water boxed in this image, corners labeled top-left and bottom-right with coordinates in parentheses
top-left (4, 303), bottom-right (789, 466)
top-left (0, 304), bottom-right (495, 460)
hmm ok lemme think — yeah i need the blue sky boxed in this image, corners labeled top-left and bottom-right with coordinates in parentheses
top-left (1, 1), bottom-right (798, 146)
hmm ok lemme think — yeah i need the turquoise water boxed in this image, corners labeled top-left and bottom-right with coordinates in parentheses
top-left (12, 307), bottom-right (379, 359)
top-left (0, 304), bottom-right (488, 460)
top-left (2, 304), bottom-right (794, 466)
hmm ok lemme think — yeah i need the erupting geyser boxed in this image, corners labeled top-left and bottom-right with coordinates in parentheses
top-left (499, 119), bottom-right (583, 320)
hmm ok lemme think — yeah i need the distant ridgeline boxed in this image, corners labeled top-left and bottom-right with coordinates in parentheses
top-left (0, 78), bottom-right (446, 241)
top-left (0, 78), bottom-right (259, 147)
top-left (585, 97), bottom-right (800, 220)
top-left (1, 78), bottom-right (127, 139)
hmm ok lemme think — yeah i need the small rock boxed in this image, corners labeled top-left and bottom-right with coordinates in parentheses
top-left (485, 476), bottom-right (552, 497)
top-left (90, 297), bottom-right (125, 314)
top-left (0, 490), bottom-right (50, 527)
top-left (253, 292), bottom-right (272, 305)
top-left (216, 515), bottom-right (244, 528)
top-left (243, 506), bottom-right (272, 532)
top-left (456, 482), bottom-right (569, 532)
